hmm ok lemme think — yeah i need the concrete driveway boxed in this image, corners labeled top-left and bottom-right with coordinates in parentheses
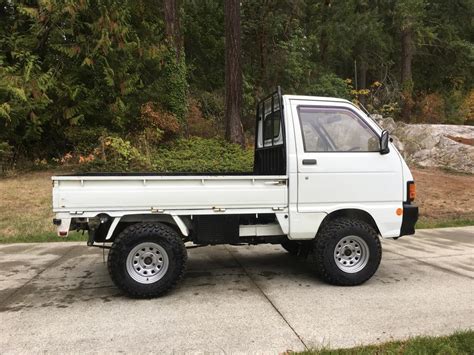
top-left (0, 226), bottom-right (473, 354)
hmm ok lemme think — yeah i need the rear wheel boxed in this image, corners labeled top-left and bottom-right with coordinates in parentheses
top-left (108, 223), bottom-right (187, 298)
top-left (312, 218), bottom-right (381, 285)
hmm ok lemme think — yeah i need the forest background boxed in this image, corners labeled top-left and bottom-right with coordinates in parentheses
top-left (1, 0), bottom-right (473, 173)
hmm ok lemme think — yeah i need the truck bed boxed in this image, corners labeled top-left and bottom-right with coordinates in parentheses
top-left (52, 174), bottom-right (288, 213)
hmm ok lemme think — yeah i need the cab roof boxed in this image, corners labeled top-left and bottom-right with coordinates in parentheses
top-left (283, 94), bottom-right (353, 105)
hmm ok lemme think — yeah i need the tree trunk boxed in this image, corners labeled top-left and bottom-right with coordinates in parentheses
top-left (401, 27), bottom-right (414, 121)
top-left (358, 58), bottom-right (368, 105)
top-left (359, 63), bottom-right (368, 90)
top-left (401, 29), bottom-right (413, 85)
top-left (224, 0), bottom-right (245, 146)
top-left (359, 50), bottom-right (368, 90)
top-left (163, 0), bottom-right (182, 58)
top-left (319, 0), bottom-right (331, 64)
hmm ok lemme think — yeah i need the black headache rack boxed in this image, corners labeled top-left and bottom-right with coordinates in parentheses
top-left (253, 86), bottom-right (286, 175)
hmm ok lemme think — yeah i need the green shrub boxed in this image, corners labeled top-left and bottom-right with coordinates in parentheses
top-left (195, 91), bottom-right (225, 122)
top-left (78, 136), bottom-right (253, 174)
top-left (81, 136), bottom-right (149, 172)
top-left (64, 127), bottom-right (108, 155)
top-left (152, 137), bottom-right (254, 173)
top-left (306, 73), bottom-right (351, 99)
top-left (186, 99), bottom-right (220, 138)
top-left (444, 90), bottom-right (468, 125)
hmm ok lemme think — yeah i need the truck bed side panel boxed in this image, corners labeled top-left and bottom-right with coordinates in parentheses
top-left (52, 176), bottom-right (288, 212)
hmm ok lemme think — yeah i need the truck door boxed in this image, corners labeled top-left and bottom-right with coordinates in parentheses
top-left (290, 100), bottom-right (403, 237)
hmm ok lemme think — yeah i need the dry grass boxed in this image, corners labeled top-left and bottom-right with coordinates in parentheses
top-left (412, 168), bottom-right (474, 224)
top-left (0, 170), bottom-right (86, 242)
top-left (0, 171), bottom-right (55, 240)
top-left (0, 168), bottom-right (473, 243)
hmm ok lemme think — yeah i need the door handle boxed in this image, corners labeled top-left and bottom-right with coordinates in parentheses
top-left (264, 180), bottom-right (286, 185)
top-left (302, 159), bottom-right (317, 165)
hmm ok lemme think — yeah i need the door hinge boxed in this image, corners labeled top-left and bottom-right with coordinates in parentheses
top-left (272, 207), bottom-right (285, 211)
top-left (213, 207), bottom-right (226, 213)
top-left (151, 207), bottom-right (164, 214)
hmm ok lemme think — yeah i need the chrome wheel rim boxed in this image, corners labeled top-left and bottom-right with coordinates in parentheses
top-left (333, 235), bottom-right (369, 273)
top-left (126, 242), bottom-right (169, 284)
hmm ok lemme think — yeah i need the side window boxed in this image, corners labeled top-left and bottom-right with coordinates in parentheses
top-left (263, 110), bottom-right (281, 142)
top-left (297, 107), bottom-right (380, 152)
top-left (256, 90), bottom-right (284, 148)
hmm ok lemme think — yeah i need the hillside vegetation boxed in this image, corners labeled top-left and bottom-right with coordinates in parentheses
top-left (1, 1), bottom-right (473, 174)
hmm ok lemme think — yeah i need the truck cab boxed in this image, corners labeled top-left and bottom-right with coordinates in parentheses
top-left (52, 88), bottom-right (418, 298)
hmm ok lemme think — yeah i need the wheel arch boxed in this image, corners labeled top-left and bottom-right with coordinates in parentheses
top-left (318, 209), bottom-right (381, 236)
top-left (92, 214), bottom-right (190, 243)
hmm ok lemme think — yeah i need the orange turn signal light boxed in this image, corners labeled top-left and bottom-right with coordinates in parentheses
top-left (408, 182), bottom-right (416, 202)
top-left (396, 208), bottom-right (403, 216)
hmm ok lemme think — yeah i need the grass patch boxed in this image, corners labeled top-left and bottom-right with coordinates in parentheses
top-left (0, 170), bottom-right (88, 243)
top-left (0, 231), bottom-right (88, 244)
top-left (296, 330), bottom-right (474, 355)
top-left (417, 217), bottom-right (474, 229)
top-left (0, 171), bottom-right (55, 242)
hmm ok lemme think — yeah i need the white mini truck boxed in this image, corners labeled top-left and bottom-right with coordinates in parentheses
top-left (52, 88), bottom-right (418, 298)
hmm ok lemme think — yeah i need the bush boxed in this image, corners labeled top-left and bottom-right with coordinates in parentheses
top-left (186, 99), bottom-right (220, 138)
top-left (64, 127), bottom-right (108, 156)
top-left (76, 136), bottom-right (253, 174)
top-left (80, 136), bottom-right (149, 172)
top-left (139, 102), bottom-right (180, 136)
top-left (408, 90), bottom-right (474, 124)
top-left (195, 91), bottom-right (225, 122)
top-left (418, 93), bottom-right (446, 123)
top-left (460, 90), bottom-right (474, 125)
top-left (306, 73), bottom-right (351, 100)
top-left (444, 90), bottom-right (467, 125)
top-left (135, 102), bottom-right (181, 155)
top-left (152, 137), bottom-right (254, 173)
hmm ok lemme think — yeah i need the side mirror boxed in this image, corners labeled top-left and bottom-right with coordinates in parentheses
top-left (380, 130), bottom-right (390, 155)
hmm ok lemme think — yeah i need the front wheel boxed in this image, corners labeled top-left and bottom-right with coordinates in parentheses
top-left (311, 218), bottom-right (381, 286)
top-left (108, 223), bottom-right (187, 298)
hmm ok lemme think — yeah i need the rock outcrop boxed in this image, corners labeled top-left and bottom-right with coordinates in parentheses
top-left (372, 114), bottom-right (474, 174)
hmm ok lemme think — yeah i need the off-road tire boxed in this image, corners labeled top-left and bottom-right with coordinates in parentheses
top-left (108, 222), bottom-right (187, 298)
top-left (312, 218), bottom-right (381, 286)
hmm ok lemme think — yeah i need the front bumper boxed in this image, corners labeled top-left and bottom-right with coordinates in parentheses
top-left (400, 203), bottom-right (419, 236)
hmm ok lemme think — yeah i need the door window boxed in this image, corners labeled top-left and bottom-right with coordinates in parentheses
top-left (297, 107), bottom-right (379, 152)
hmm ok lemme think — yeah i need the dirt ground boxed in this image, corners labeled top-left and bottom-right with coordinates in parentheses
top-left (0, 168), bottom-right (473, 241)
top-left (412, 168), bottom-right (474, 221)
